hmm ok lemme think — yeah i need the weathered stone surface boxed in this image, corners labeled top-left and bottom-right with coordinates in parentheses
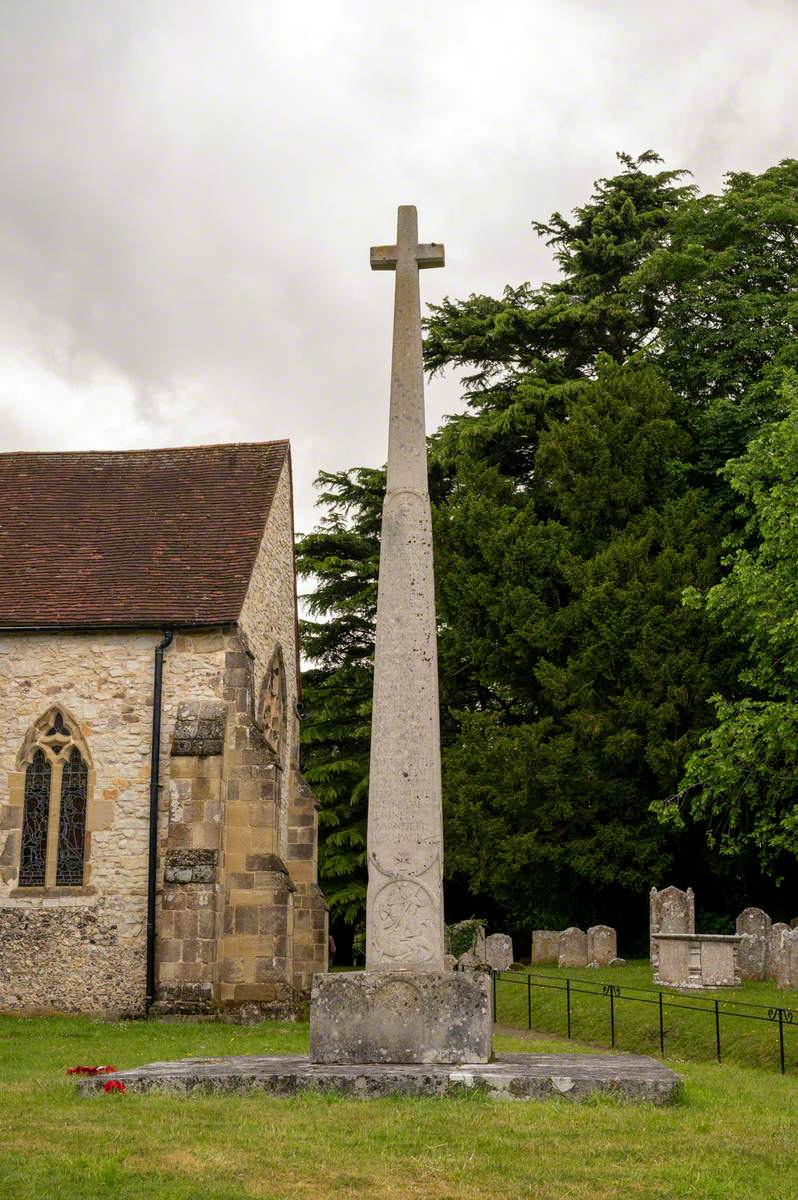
top-left (77, 1052), bottom-right (683, 1104)
top-left (171, 702), bottom-right (227, 757)
top-left (775, 928), bottom-right (798, 989)
top-left (309, 970), bottom-right (492, 1065)
top-left (531, 930), bottom-right (561, 965)
top-left (587, 925), bottom-right (617, 967)
top-left (558, 927), bottom-right (588, 969)
top-left (364, 206), bottom-right (446, 974)
top-left (768, 923), bottom-right (790, 982)
top-left (447, 920), bottom-right (487, 968)
top-left (649, 886), bottom-right (695, 969)
top-left (654, 933), bottom-right (741, 988)
top-left (485, 934), bottom-right (514, 972)
top-left (163, 848), bottom-right (218, 885)
top-left (736, 907), bottom-right (771, 981)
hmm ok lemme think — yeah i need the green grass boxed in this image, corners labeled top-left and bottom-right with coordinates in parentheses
top-left (494, 959), bottom-right (798, 1072)
top-left (1, 1015), bottom-right (798, 1198)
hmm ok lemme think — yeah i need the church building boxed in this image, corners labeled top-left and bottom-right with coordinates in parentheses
top-left (0, 441), bottom-right (327, 1018)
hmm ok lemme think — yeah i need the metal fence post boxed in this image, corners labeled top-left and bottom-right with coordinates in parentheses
top-left (658, 990), bottom-right (664, 1056)
top-left (527, 972), bottom-right (532, 1030)
top-left (566, 977), bottom-right (572, 1039)
top-left (714, 999), bottom-right (721, 1062)
top-left (610, 987), bottom-right (616, 1049)
top-left (492, 970), bottom-right (497, 1019)
top-left (779, 1008), bottom-right (785, 1075)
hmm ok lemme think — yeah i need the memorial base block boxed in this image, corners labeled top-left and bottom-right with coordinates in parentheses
top-left (309, 970), bottom-right (492, 1064)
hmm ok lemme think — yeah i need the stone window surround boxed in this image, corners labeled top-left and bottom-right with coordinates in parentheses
top-left (257, 644), bottom-right (288, 766)
top-left (8, 705), bottom-right (96, 898)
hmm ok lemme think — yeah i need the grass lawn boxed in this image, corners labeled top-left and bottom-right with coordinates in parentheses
top-left (494, 960), bottom-right (798, 1073)
top-left (1, 1014), bottom-right (798, 1199)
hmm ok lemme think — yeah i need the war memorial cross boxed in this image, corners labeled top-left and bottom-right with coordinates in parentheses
top-left (365, 206), bottom-right (447, 972)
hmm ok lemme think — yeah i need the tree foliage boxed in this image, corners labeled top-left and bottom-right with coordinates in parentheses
top-left (666, 381), bottom-right (798, 876)
top-left (298, 153), bottom-right (798, 941)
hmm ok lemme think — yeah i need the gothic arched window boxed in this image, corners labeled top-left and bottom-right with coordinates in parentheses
top-left (17, 708), bottom-right (91, 889)
top-left (258, 646), bottom-right (287, 767)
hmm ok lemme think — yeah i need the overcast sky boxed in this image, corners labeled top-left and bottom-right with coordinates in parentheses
top-left (1, 0), bottom-right (797, 538)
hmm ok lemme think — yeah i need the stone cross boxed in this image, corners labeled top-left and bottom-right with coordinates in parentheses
top-left (365, 206), bottom-right (445, 972)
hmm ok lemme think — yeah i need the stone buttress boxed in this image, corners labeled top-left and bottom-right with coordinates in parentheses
top-left (154, 635), bottom-right (327, 1018)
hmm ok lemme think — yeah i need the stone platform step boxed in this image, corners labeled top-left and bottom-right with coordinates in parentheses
top-left (77, 1052), bottom-right (682, 1104)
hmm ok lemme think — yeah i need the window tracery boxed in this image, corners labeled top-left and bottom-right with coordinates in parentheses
top-left (258, 647), bottom-right (287, 766)
top-left (16, 707), bottom-right (91, 890)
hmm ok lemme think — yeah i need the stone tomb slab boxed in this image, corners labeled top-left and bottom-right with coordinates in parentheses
top-left (310, 970), bottom-right (492, 1064)
top-left (77, 1052), bottom-right (683, 1104)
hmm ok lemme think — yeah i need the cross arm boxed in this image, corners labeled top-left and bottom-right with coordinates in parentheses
top-left (370, 243), bottom-right (445, 271)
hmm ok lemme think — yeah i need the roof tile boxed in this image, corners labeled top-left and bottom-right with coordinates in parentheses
top-left (0, 441), bottom-right (289, 628)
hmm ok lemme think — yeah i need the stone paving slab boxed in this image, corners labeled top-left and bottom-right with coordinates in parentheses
top-left (77, 1052), bottom-right (682, 1104)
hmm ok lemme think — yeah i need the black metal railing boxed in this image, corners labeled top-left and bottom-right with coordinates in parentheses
top-left (491, 969), bottom-right (796, 1074)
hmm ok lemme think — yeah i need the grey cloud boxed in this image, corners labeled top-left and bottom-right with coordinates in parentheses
top-left (0, 0), bottom-right (796, 534)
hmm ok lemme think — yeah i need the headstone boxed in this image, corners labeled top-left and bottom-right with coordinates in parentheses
top-left (531, 930), bottom-right (561, 965)
top-left (558, 927), bottom-right (588, 969)
top-left (768, 923), bottom-right (790, 981)
top-left (775, 928), bottom-right (798, 990)
top-left (649, 886), bottom-right (695, 969)
top-left (587, 925), bottom-right (617, 967)
top-left (485, 934), bottom-right (514, 972)
top-left (309, 207), bottom-right (492, 1065)
top-left (735, 907), bottom-right (771, 980)
top-left (448, 920), bottom-right (486, 968)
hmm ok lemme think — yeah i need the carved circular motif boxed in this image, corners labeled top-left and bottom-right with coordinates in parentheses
top-left (370, 879), bottom-right (437, 966)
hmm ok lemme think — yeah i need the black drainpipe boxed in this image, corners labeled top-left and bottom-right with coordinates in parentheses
top-left (145, 630), bottom-right (173, 1013)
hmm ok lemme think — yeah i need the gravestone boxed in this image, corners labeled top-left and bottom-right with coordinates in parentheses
top-left (768, 923), bottom-right (790, 981)
top-left (531, 930), bottom-right (561, 965)
top-left (310, 207), bottom-right (492, 1065)
top-left (587, 925), bottom-right (617, 967)
top-left (447, 920), bottom-right (487, 968)
top-left (735, 907), bottom-right (771, 981)
top-left (485, 934), bottom-right (514, 972)
top-left (649, 886), bottom-right (695, 970)
top-left (775, 927), bottom-right (798, 990)
top-left (558, 927), bottom-right (588, 969)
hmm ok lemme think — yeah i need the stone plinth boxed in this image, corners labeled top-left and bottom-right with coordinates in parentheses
top-left (76, 1052), bottom-right (683, 1104)
top-left (653, 933), bottom-right (741, 989)
top-left (309, 970), bottom-right (492, 1064)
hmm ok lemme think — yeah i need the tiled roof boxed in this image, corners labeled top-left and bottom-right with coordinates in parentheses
top-left (0, 441), bottom-right (290, 628)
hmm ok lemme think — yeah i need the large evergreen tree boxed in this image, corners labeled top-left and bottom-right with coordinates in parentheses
top-left (298, 153), bottom-right (798, 946)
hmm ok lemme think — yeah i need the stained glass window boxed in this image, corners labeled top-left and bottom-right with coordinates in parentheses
top-left (19, 749), bottom-right (51, 887)
top-left (56, 748), bottom-right (88, 887)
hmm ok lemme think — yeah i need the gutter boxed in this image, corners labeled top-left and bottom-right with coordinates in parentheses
top-left (145, 630), bottom-right (173, 1013)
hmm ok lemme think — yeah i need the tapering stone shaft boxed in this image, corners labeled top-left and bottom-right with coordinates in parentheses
top-left (365, 206), bottom-right (445, 972)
